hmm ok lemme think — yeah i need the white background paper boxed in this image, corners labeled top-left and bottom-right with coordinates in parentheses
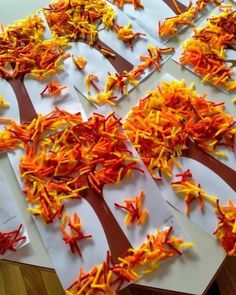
top-left (0, 175), bottom-right (29, 259)
top-left (109, 0), bottom-right (214, 43)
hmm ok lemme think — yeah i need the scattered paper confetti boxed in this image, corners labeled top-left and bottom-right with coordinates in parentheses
top-left (87, 45), bottom-right (174, 105)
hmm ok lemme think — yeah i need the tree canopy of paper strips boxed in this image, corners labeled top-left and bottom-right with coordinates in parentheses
top-left (179, 8), bottom-right (236, 91)
top-left (124, 79), bottom-right (236, 178)
top-left (0, 14), bottom-right (68, 122)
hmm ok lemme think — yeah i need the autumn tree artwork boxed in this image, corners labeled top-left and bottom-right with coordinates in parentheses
top-left (19, 110), bottom-right (143, 261)
top-left (0, 15), bottom-right (68, 123)
top-left (44, 0), bottom-right (134, 74)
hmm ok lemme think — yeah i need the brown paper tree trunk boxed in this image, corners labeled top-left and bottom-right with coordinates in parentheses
top-left (183, 139), bottom-right (236, 192)
top-left (7, 77), bottom-right (37, 123)
top-left (80, 37), bottom-right (134, 74)
top-left (83, 189), bottom-right (132, 262)
top-left (162, 0), bottom-right (187, 14)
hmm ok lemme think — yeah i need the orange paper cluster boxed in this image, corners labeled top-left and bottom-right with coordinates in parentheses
top-left (0, 117), bottom-right (26, 152)
top-left (171, 169), bottom-right (216, 215)
top-left (0, 224), bottom-right (26, 255)
top-left (60, 212), bottom-right (92, 256)
top-left (66, 227), bottom-right (193, 295)
top-left (115, 191), bottom-right (148, 226)
top-left (44, 0), bottom-right (116, 45)
top-left (124, 80), bottom-right (236, 178)
top-left (0, 15), bottom-right (67, 80)
top-left (2, 110), bottom-right (141, 223)
top-left (0, 96), bottom-right (10, 109)
top-left (40, 81), bottom-right (67, 97)
top-left (112, 0), bottom-right (143, 9)
top-left (114, 23), bottom-right (145, 47)
top-left (196, 0), bottom-right (221, 11)
top-left (85, 74), bottom-right (100, 94)
top-left (214, 200), bottom-right (236, 256)
top-left (72, 56), bottom-right (87, 70)
top-left (180, 9), bottom-right (236, 91)
top-left (159, 3), bottom-right (196, 37)
top-left (88, 45), bottom-right (174, 105)
top-left (159, 0), bottom-right (221, 37)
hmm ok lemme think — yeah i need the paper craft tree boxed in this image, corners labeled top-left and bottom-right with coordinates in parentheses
top-left (124, 79), bottom-right (236, 192)
top-left (20, 110), bottom-right (143, 260)
top-left (0, 15), bottom-right (67, 123)
top-left (179, 8), bottom-right (236, 91)
top-left (44, 0), bottom-right (134, 74)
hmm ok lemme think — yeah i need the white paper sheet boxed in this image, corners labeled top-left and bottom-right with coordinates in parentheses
top-left (0, 71), bottom-right (86, 125)
top-left (109, 0), bottom-right (217, 43)
top-left (159, 156), bottom-right (236, 237)
top-left (8, 107), bottom-right (188, 289)
top-left (24, 71), bottom-right (87, 119)
top-left (0, 175), bottom-right (29, 259)
top-left (109, 0), bottom-right (190, 42)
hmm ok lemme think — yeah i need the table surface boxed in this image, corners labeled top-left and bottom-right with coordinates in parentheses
top-left (1, 1), bottom-right (235, 294)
